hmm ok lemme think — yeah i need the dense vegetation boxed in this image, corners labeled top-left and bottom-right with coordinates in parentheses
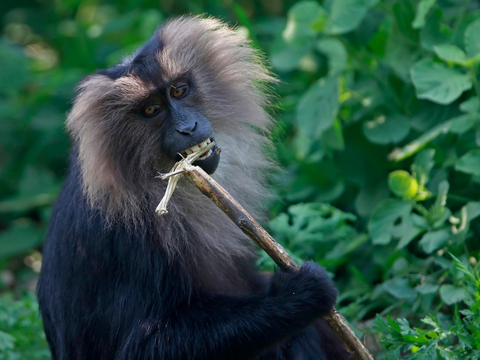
top-left (1, 0), bottom-right (480, 358)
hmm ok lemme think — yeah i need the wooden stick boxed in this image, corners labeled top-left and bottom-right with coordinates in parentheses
top-left (156, 157), bottom-right (374, 360)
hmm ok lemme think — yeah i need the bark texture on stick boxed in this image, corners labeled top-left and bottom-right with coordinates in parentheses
top-left (157, 161), bottom-right (374, 360)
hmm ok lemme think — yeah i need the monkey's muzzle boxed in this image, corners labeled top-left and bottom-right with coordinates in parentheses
top-left (178, 137), bottom-right (220, 174)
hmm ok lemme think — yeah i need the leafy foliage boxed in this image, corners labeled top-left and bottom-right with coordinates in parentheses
top-left (1, 0), bottom-right (480, 358)
top-left (0, 293), bottom-right (49, 359)
top-left (374, 254), bottom-right (480, 359)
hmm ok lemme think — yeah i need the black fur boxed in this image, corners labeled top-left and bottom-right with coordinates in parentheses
top-left (37, 154), bottom-right (351, 359)
top-left (37, 16), bottom-right (352, 360)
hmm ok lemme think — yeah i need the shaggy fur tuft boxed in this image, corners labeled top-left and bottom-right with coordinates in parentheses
top-left (67, 16), bottom-right (277, 291)
top-left (37, 16), bottom-right (351, 360)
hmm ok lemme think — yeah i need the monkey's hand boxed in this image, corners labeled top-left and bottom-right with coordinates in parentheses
top-left (120, 262), bottom-right (338, 360)
top-left (268, 261), bottom-right (338, 319)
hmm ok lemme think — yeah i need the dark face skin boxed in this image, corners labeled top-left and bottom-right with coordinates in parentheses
top-left (136, 77), bottom-right (220, 174)
top-left (97, 35), bottom-right (221, 175)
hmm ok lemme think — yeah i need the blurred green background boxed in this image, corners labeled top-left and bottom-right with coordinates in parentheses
top-left (1, 0), bottom-right (480, 358)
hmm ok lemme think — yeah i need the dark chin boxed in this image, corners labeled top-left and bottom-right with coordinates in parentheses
top-left (193, 153), bottom-right (220, 174)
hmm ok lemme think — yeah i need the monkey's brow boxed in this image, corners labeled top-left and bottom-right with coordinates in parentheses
top-left (146, 74), bottom-right (190, 94)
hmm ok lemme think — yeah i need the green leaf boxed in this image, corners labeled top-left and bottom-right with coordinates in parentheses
top-left (395, 215), bottom-right (423, 249)
top-left (385, 22), bottom-right (420, 80)
top-left (465, 18), bottom-right (480, 59)
top-left (439, 284), bottom-right (466, 305)
top-left (412, 0), bottom-right (436, 29)
top-left (270, 42), bottom-right (310, 72)
top-left (450, 113), bottom-right (480, 134)
top-left (412, 149), bottom-right (435, 186)
top-left (296, 75), bottom-right (339, 139)
top-left (420, 9), bottom-right (452, 51)
top-left (384, 278), bottom-right (418, 302)
top-left (283, 1), bottom-right (325, 46)
top-left (324, 0), bottom-right (379, 35)
top-left (465, 202), bottom-right (480, 222)
top-left (0, 220), bottom-right (44, 259)
top-left (0, 330), bottom-right (15, 351)
top-left (456, 149), bottom-right (480, 176)
top-left (362, 114), bottom-right (410, 145)
top-left (419, 228), bottom-right (450, 254)
top-left (450, 252), bottom-right (476, 281)
top-left (0, 39), bottom-right (31, 97)
top-left (415, 283), bottom-right (439, 294)
top-left (320, 118), bottom-right (345, 150)
top-left (316, 37), bottom-right (347, 73)
top-left (460, 97), bottom-right (480, 113)
top-left (411, 59), bottom-right (472, 105)
top-left (368, 199), bottom-right (412, 245)
top-left (389, 170), bottom-right (419, 199)
top-left (433, 44), bottom-right (468, 66)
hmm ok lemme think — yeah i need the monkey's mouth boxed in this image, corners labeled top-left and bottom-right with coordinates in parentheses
top-left (180, 137), bottom-right (215, 160)
top-left (178, 137), bottom-right (221, 174)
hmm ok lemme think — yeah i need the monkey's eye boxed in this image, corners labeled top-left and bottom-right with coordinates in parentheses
top-left (142, 104), bottom-right (162, 117)
top-left (171, 85), bottom-right (187, 99)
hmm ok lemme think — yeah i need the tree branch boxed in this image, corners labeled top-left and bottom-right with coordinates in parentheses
top-left (156, 154), bottom-right (374, 360)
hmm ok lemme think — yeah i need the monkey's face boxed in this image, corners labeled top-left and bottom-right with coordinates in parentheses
top-left (68, 17), bottom-right (273, 208)
top-left (134, 76), bottom-right (221, 175)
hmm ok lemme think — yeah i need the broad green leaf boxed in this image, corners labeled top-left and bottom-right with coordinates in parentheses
top-left (433, 44), bottom-right (468, 66)
top-left (389, 170), bottom-right (419, 199)
top-left (0, 220), bottom-right (44, 259)
top-left (395, 217), bottom-right (423, 249)
top-left (460, 97), bottom-right (480, 113)
top-left (316, 37), bottom-right (347, 73)
top-left (392, 257), bottom-right (409, 274)
top-left (393, 212), bottom-right (426, 249)
top-left (439, 284), bottom-right (466, 305)
top-left (412, 0), bottom-right (436, 29)
top-left (450, 113), bottom-right (480, 134)
top-left (420, 9), bottom-right (452, 51)
top-left (465, 18), bottom-right (480, 59)
top-left (385, 23), bottom-right (420, 80)
top-left (456, 149), bottom-right (480, 176)
top-left (465, 202), bottom-right (480, 222)
top-left (384, 278), bottom-right (417, 302)
top-left (283, 1), bottom-right (326, 46)
top-left (325, 234), bottom-right (369, 259)
top-left (362, 114), bottom-right (410, 145)
top-left (368, 199), bottom-right (412, 245)
top-left (0, 330), bottom-right (15, 351)
top-left (270, 42), bottom-right (310, 72)
top-left (419, 228), bottom-right (450, 253)
top-left (415, 283), bottom-right (439, 294)
top-left (411, 59), bottom-right (472, 105)
top-left (296, 75), bottom-right (339, 139)
top-left (392, 2), bottom-right (418, 42)
top-left (324, 0), bottom-right (379, 35)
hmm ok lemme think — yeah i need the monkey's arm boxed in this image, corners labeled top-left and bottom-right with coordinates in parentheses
top-left (118, 262), bottom-right (337, 360)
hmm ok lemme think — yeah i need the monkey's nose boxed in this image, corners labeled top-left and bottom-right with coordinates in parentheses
top-left (176, 121), bottom-right (198, 135)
